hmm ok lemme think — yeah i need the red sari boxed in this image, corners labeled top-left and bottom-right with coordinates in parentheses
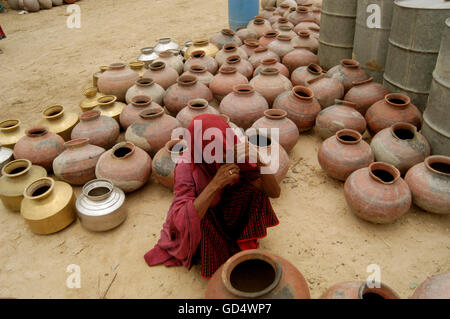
top-left (0, 26), bottom-right (6, 40)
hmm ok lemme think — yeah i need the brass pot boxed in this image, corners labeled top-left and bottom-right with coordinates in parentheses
top-left (95, 95), bottom-right (126, 122)
top-left (21, 177), bottom-right (76, 235)
top-left (79, 87), bottom-right (104, 112)
top-left (38, 105), bottom-right (79, 141)
top-left (0, 159), bottom-right (47, 212)
top-left (0, 119), bottom-right (26, 149)
top-left (185, 39), bottom-right (219, 59)
top-left (128, 61), bottom-right (146, 77)
top-left (93, 65), bottom-right (108, 87)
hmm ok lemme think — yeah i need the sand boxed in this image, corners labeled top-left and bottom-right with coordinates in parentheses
top-left (0, 0), bottom-right (448, 299)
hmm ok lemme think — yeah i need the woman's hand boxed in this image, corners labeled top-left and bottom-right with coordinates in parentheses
top-left (210, 164), bottom-right (240, 191)
top-left (233, 137), bottom-right (270, 167)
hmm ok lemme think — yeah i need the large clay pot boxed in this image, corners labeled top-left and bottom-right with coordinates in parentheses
top-left (0, 119), bottom-right (26, 149)
top-left (371, 123), bottom-right (431, 175)
top-left (318, 129), bottom-right (374, 181)
top-left (128, 61), bottom-right (146, 77)
top-left (183, 50), bottom-right (219, 75)
top-left (344, 77), bottom-right (391, 116)
top-left (365, 93), bottom-right (422, 136)
top-left (185, 39), bottom-right (219, 59)
top-left (315, 100), bottom-right (367, 139)
top-left (205, 249), bottom-right (310, 299)
top-left (97, 63), bottom-right (140, 102)
top-left (38, 0), bottom-right (52, 9)
top-left (260, 6), bottom-right (276, 19)
top-left (321, 281), bottom-right (400, 299)
top-left (154, 50), bottom-right (184, 75)
top-left (277, 25), bottom-right (298, 38)
top-left (405, 156), bottom-right (450, 215)
top-left (258, 30), bottom-right (279, 48)
top-left (412, 273), bottom-right (450, 299)
top-left (288, 6), bottom-right (316, 26)
top-left (235, 27), bottom-right (258, 42)
top-left (14, 127), bottom-right (65, 172)
top-left (247, 17), bottom-right (273, 38)
top-left (71, 110), bottom-right (120, 150)
top-left (176, 98), bottom-right (220, 128)
top-left (143, 61), bottom-right (178, 90)
top-left (248, 46), bottom-right (280, 68)
top-left (215, 43), bottom-right (249, 66)
top-left (182, 65), bottom-right (214, 87)
top-left (209, 29), bottom-right (243, 49)
top-left (23, 0), bottom-right (40, 12)
top-left (120, 95), bottom-right (161, 130)
top-left (223, 55), bottom-right (254, 80)
top-left (293, 20), bottom-right (320, 34)
top-left (95, 95), bottom-right (126, 123)
top-left (37, 105), bottom-right (78, 141)
top-left (163, 75), bottom-right (214, 116)
top-left (92, 65), bottom-right (108, 88)
top-left (291, 30), bottom-right (319, 54)
top-left (152, 139), bottom-right (188, 189)
top-left (306, 74), bottom-right (345, 109)
top-left (275, 4), bottom-right (292, 17)
top-left (282, 47), bottom-right (320, 73)
top-left (51, 0), bottom-right (63, 5)
top-left (254, 57), bottom-right (289, 78)
top-left (7, 0), bottom-right (20, 10)
top-left (250, 67), bottom-right (292, 106)
top-left (327, 59), bottom-right (369, 93)
top-left (344, 162), bottom-right (412, 224)
top-left (53, 138), bottom-right (105, 185)
top-left (291, 63), bottom-right (323, 86)
top-left (240, 39), bottom-right (260, 57)
top-left (267, 35), bottom-right (294, 58)
top-left (273, 86), bottom-right (321, 132)
top-left (273, 17), bottom-right (294, 30)
top-left (79, 87), bottom-right (104, 112)
top-left (125, 78), bottom-right (165, 105)
top-left (95, 141), bottom-right (152, 193)
top-left (210, 66), bottom-right (249, 102)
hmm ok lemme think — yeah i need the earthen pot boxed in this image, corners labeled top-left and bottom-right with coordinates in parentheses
top-left (128, 61), bottom-right (146, 77)
top-left (71, 110), bottom-right (120, 150)
top-left (327, 59), bottom-right (369, 93)
top-left (163, 75), bottom-right (214, 116)
top-left (318, 129), bottom-right (374, 181)
top-left (288, 6), bottom-right (315, 26)
top-left (344, 77), bottom-right (391, 116)
top-left (209, 67), bottom-right (249, 102)
top-left (79, 87), bottom-right (104, 112)
top-left (95, 141), bottom-right (151, 193)
top-left (206, 249), bottom-right (310, 299)
top-left (13, 127), bottom-right (65, 172)
top-left (365, 93), bottom-right (422, 136)
top-left (53, 138), bottom-right (105, 185)
top-left (315, 100), bottom-right (367, 139)
top-left (405, 156), bottom-right (450, 215)
top-left (125, 78), bottom-right (165, 105)
top-left (273, 86), bottom-right (321, 132)
top-left (293, 20), bottom-right (320, 34)
top-left (411, 273), bottom-right (450, 299)
top-left (125, 107), bottom-right (181, 156)
top-left (182, 65), bottom-right (214, 87)
top-left (254, 58), bottom-right (289, 78)
top-left (320, 281), bottom-right (400, 299)
top-left (291, 63), bottom-right (323, 86)
top-left (93, 65), bottom-right (108, 88)
top-left (219, 84), bottom-right (269, 130)
top-left (0, 119), bottom-right (26, 149)
top-left (267, 35), bottom-right (294, 58)
top-left (240, 39), bottom-right (260, 57)
top-left (183, 50), bottom-right (219, 75)
top-left (248, 46), bottom-right (280, 68)
top-left (95, 95), bottom-right (126, 123)
top-left (275, 4), bottom-right (292, 17)
top-left (215, 43), bottom-right (249, 66)
top-left (306, 74), bottom-right (345, 109)
top-left (185, 39), bottom-right (219, 59)
top-left (97, 63), bottom-right (140, 102)
top-left (143, 61), bottom-right (178, 90)
top-left (24, 0), bottom-right (40, 12)
top-left (38, 0), bottom-right (52, 8)
top-left (176, 98), bottom-right (220, 128)
top-left (282, 47), bottom-right (320, 73)
top-left (154, 50), bottom-right (184, 75)
top-left (37, 105), bottom-right (78, 141)
top-left (277, 25), bottom-right (298, 38)
top-left (152, 139), bottom-right (188, 189)
top-left (119, 95), bottom-right (161, 130)
top-left (223, 55), bottom-right (254, 80)
top-left (235, 27), bottom-right (259, 42)
top-left (260, 6), bottom-right (276, 19)
top-left (247, 17), bottom-right (273, 38)
top-left (258, 30), bottom-right (280, 48)
top-left (249, 67), bottom-right (292, 106)
top-left (209, 29), bottom-right (243, 50)
top-left (273, 17), bottom-right (294, 31)
top-left (291, 30), bottom-right (318, 53)
top-left (344, 162), bottom-right (412, 224)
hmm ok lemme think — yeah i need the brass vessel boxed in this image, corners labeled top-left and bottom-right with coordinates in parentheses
top-left (0, 119), bottom-right (26, 149)
top-left (129, 61), bottom-right (146, 77)
top-left (185, 39), bottom-right (219, 59)
top-left (79, 87), bottom-right (105, 112)
top-left (21, 177), bottom-right (76, 235)
top-left (0, 159), bottom-right (47, 212)
top-left (95, 95), bottom-right (126, 122)
top-left (38, 105), bottom-right (79, 141)
top-left (93, 65), bottom-right (109, 87)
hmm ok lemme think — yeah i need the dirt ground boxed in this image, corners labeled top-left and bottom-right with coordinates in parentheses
top-left (0, 0), bottom-right (448, 299)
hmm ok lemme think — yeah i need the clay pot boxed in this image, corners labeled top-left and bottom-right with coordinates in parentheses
top-left (152, 139), bottom-right (188, 189)
top-left (71, 110), bottom-right (120, 149)
top-left (344, 162), bottom-right (412, 224)
top-left (183, 50), bottom-right (219, 75)
top-left (79, 87), bottom-right (104, 112)
top-left (209, 29), bottom-right (242, 49)
top-left (128, 61), bottom-right (146, 77)
top-left (219, 84), bottom-right (269, 130)
top-left (267, 35), bottom-right (294, 58)
top-left (125, 78), bottom-right (165, 105)
top-left (343, 78), bottom-right (390, 116)
top-left (185, 39), bottom-right (219, 59)
top-left (306, 74), bottom-right (345, 109)
top-left (215, 43), bottom-right (248, 66)
top-left (273, 17), bottom-right (294, 30)
top-left (291, 30), bottom-right (319, 54)
top-left (92, 65), bottom-right (108, 88)
top-left (371, 123), bottom-right (431, 175)
top-left (51, 0), bottom-right (63, 5)
top-left (321, 281), bottom-right (400, 299)
top-left (37, 105), bottom-right (79, 141)
top-left (0, 120), bottom-right (26, 149)
top-left (318, 129), bottom-right (374, 181)
top-left (273, 86), bottom-right (321, 132)
top-left (247, 17), bottom-right (273, 38)
top-left (282, 47), bottom-right (320, 73)
top-left (53, 138), bottom-right (105, 185)
top-left (223, 55), bottom-right (254, 80)
top-left (254, 57), bottom-right (289, 78)
top-left (327, 59), bottom-right (369, 93)
top-left (38, 0), bottom-right (52, 9)
top-left (7, 0), bottom-right (21, 10)
top-left (14, 127), bottom-right (65, 172)
top-left (405, 156), bottom-right (450, 215)
top-left (182, 65), bottom-right (214, 87)
top-left (288, 6), bottom-right (316, 25)
top-left (97, 63), bottom-right (140, 102)
top-left (315, 100), bottom-right (367, 139)
top-left (251, 109), bottom-right (299, 152)
top-left (120, 95), bottom-right (161, 130)
top-left (163, 75), bottom-right (214, 116)
top-left (125, 107), bottom-right (181, 156)
top-left (260, 6), bottom-right (276, 19)
top-left (95, 95), bottom-right (126, 122)
top-left (240, 39), bottom-right (260, 57)
top-left (275, 4), bottom-right (292, 17)
top-left (176, 98), bottom-right (220, 128)
top-left (365, 93), bottom-right (422, 136)
top-left (277, 25), bottom-right (298, 38)
top-left (293, 20), bottom-right (320, 34)
top-left (235, 27), bottom-right (258, 42)
top-left (291, 63), bottom-right (323, 86)
top-left (154, 50), bottom-right (184, 75)
top-left (412, 273), bottom-right (450, 299)
top-left (24, 0), bottom-right (40, 12)
top-left (206, 249), bottom-right (310, 299)
top-left (95, 141), bottom-right (152, 193)
top-left (143, 61), bottom-right (179, 90)
top-left (249, 67), bottom-right (293, 106)
top-left (210, 67), bottom-right (249, 102)
top-left (258, 31), bottom-right (279, 48)
top-left (248, 46), bottom-right (280, 68)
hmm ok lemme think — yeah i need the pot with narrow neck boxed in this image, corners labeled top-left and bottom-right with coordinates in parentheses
top-left (282, 46), bottom-right (320, 73)
top-left (183, 50), bottom-right (219, 75)
top-left (215, 43), bottom-right (249, 66)
top-left (210, 66), bottom-right (249, 102)
top-left (344, 77), bottom-right (391, 116)
top-left (38, 105), bottom-right (79, 141)
top-left (120, 95), bottom-right (161, 130)
top-left (185, 39), bottom-right (219, 59)
top-left (182, 65), bottom-right (214, 87)
top-left (125, 77), bottom-right (165, 105)
top-left (0, 120), bottom-right (26, 149)
top-left (138, 47), bottom-right (159, 67)
top-left (143, 61), bottom-right (179, 90)
top-left (128, 61), bottom-right (146, 77)
top-left (176, 98), bottom-right (220, 128)
top-left (321, 281), bottom-right (400, 299)
top-left (327, 59), bottom-right (369, 93)
top-left (254, 57), bottom-right (289, 78)
top-left (152, 139), bottom-right (189, 189)
top-left (97, 63), bottom-right (140, 102)
top-left (291, 63), bottom-right (323, 86)
top-left (154, 50), bottom-right (184, 75)
top-left (95, 95), bottom-right (126, 123)
top-left (79, 87), bottom-right (105, 112)
top-left (306, 74), bottom-right (345, 109)
top-left (209, 29), bottom-right (243, 49)
top-left (249, 67), bottom-right (293, 106)
top-left (153, 37), bottom-right (179, 53)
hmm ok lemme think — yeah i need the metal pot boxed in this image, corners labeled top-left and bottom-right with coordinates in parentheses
top-left (153, 37), bottom-right (179, 53)
top-left (138, 47), bottom-right (159, 68)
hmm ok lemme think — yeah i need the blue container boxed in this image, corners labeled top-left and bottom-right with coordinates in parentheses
top-left (228, 0), bottom-right (260, 31)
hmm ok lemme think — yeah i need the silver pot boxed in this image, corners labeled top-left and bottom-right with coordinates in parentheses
top-left (138, 47), bottom-right (159, 68)
top-left (0, 144), bottom-right (13, 176)
top-left (76, 179), bottom-right (126, 232)
top-left (153, 37), bottom-right (179, 53)
top-left (180, 41), bottom-right (193, 58)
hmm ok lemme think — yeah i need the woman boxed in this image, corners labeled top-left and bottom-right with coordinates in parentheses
top-left (144, 114), bottom-right (281, 278)
top-left (0, 25), bottom-right (5, 54)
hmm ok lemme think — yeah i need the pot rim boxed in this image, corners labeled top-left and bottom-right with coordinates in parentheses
top-left (368, 162), bottom-right (400, 185)
top-left (243, 39), bottom-right (259, 48)
top-left (131, 95), bottom-right (153, 107)
top-left (253, 18), bottom-right (266, 25)
top-left (111, 141), bottom-right (136, 160)
top-left (336, 129), bottom-right (362, 145)
top-left (292, 85), bottom-right (314, 100)
top-left (261, 57), bottom-right (277, 65)
top-left (177, 74), bottom-right (198, 86)
top-left (424, 155), bottom-right (450, 176)
top-left (165, 139), bottom-right (188, 155)
top-left (108, 62), bottom-right (127, 70)
top-left (189, 64), bottom-right (207, 73)
top-left (80, 110), bottom-right (101, 121)
top-left (82, 178), bottom-right (114, 201)
top-left (385, 93), bottom-right (410, 107)
top-left (352, 77), bottom-right (374, 86)
top-left (264, 109), bottom-right (287, 120)
top-left (219, 66), bottom-right (238, 74)
top-left (223, 43), bottom-right (238, 52)
top-left (260, 67), bottom-right (280, 76)
top-left (193, 39), bottom-right (210, 47)
top-left (141, 47), bottom-right (154, 54)
top-left (191, 50), bottom-right (206, 58)
top-left (64, 138), bottom-right (90, 149)
top-left (225, 55), bottom-right (241, 64)
top-left (276, 34), bottom-right (292, 41)
top-left (158, 37), bottom-right (173, 44)
top-left (306, 63), bottom-right (323, 75)
top-left (149, 61), bottom-right (166, 71)
top-left (129, 61), bottom-right (145, 69)
top-left (97, 95), bottom-right (117, 106)
top-left (298, 30), bottom-right (311, 37)
top-left (84, 87), bottom-right (98, 98)
top-left (358, 282), bottom-right (400, 299)
top-left (0, 119), bottom-right (21, 132)
top-left (264, 31), bottom-right (279, 38)
top-left (341, 59), bottom-right (360, 68)
top-left (253, 46), bottom-right (268, 53)
top-left (188, 98), bottom-right (208, 110)
top-left (42, 105), bottom-right (65, 120)
top-left (23, 177), bottom-right (55, 201)
top-left (25, 126), bottom-right (49, 138)
top-left (136, 78), bottom-right (155, 87)
top-left (390, 122), bottom-right (416, 140)
top-left (221, 28), bottom-right (235, 37)
top-left (139, 106), bottom-right (165, 119)
top-left (1, 159), bottom-right (32, 178)
top-left (296, 6), bottom-right (310, 13)
top-left (233, 84), bottom-right (255, 95)
top-left (158, 50), bottom-right (174, 58)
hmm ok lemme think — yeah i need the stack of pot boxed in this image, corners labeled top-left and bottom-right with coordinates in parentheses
top-left (7, 0), bottom-right (81, 12)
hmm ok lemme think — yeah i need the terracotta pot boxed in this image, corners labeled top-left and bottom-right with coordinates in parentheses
top-left (267, 35), bottom-right (294, 58)
top-left (344, 77), bottom-right (391, 116)
top-left (260, 6), bottom-right (276, 19)
top-left (0, 119), bottom-right (26, 149)
top-left (412, 273), bottom-right (450, 299)
top-left (223, 55), bottom-right (254, 80)
top-left (254, 57), bottom-right (289, 78)
top-left (247, 17), bottom-right (273, 38)
top-left (275, 3), bottom-right (292, 17)
top-left (215, 43), bottom-right (249, 66)
top-left (97, 63), bottom-right (140, 102)
top-left (344, 162), bottom-right (412, 224)
top-left (249, 67), bottom-right (292, 106)
top-left (318, 129), bottom-right (374, 181)
top-left (315, 100), bottom-right (367, 139)
top-left (143, 61), bottom-right (178, 90)
top-left (235, 27), bottom-right (259, 42)
top-left (273, 86), bottom-right (321, 132)
top-left (219, 84), bottom-right (269, 130)
top-left (95, 142), bottom-right (151, 193)
top-left (206, 249), bottom-right (310, 299)
top-left (293, 20), bottom-right (320, 34)
top-left (277, 25), bottom-right (298, 38)
top-left (185, 39), bottom-right (219, 59)
top-left (152, 139), bottom-right (188, 189)
top-left (282, 47), bottom-right (320, 73)
top-left (125, 77), bottom-right (165, 105)
top-left (37, 105), bottom-right (78, 141)
top-left (163, 75), bottom-right (213, 116)
top-left (95, 95), bottom-right (125, 123)
top-left (405, 156), bottom-right (450, 215)
top-left (321, 281), bottom-right (400, 299)
top-left (120, 95), bottom-right (161, 130)
top-left (24, 0), bottom-right (40, 12)
top-left (182, 65), bottom-right (214, 87)
top-left (291, 30), bottom-right (319, 54)
top-left (306, 74), bottom-right (345, 109)
top-left (53, 138), bottom-right (105, 185)
top-left (291, 63), bottom-right (323, 86)
top-left (128, 61), bottom-right (146, 77)
top-left (14, 127), bottom-right (65, 172)
top-left (209, 29), bottom-right (242, 49)
top-left (125, 107), bottom-right (181, 156)
top-left (365, 93), bottom-right (422, 136)
top-left (176, 98), bottom-right (220, 128)
top-left (79, 87), bottom-right (104, 112)
top-left (258, 30), bottom-right (279, 48)
top-left (273, 17), bottom-right (294, 30)
top-left (154, 50), bottom-right (184, 75)
top-left (183, 50), bottom-right (219, 75)
top-left (92, 65), bottom-right (108, 88)
top-left (327, 59), bottom-right (369, 93)
top-left (210, 67), bottom-right (249, 102)
top-left (288, 6), bottom-right (316, 26)
top-left (71, 110), bottom-right (120, 150)
top-left (248, 46), bottom-right (280, 68)
top-left (240, 39), bottom-right (260, 57)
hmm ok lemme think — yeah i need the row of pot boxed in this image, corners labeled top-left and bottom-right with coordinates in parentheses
top-left (6, 0), bottom-right (79, 12)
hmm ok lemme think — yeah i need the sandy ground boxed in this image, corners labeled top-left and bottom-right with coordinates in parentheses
top-left (0, 0), bottom-right (449, 299)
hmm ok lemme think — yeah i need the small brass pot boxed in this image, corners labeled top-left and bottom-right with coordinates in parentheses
top-left (79, 87), bottom-right (104, 112)
top-left (38, 105), bottom-right (79, 141)
top-left (95, 95), bottom-right (126, 123)
top-left (0, 120), bottom-right (26, 149)
top-left (185, 39), bottom-right (219, 59)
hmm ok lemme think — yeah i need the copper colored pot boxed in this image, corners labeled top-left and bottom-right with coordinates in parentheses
top-left (326, 59), bottom-right (369, 93)
top-left (125, 77), bottom-right (165, 105)
top-left (209, 67), bottom-right (249, 102)
top-left (182, 65), bottom-right (214, 87)
top-left (154, 50), bottom-right (184, 75)
top-left (412, 273), bottom-right (450, 299)
top-left (215, 43), bottom-right (248, 66)
top-left (291, 63), bottom-right (323, 86)
top-left (152, 139), bottom-right (188, 189)
top-left (209, 29), bottom-right (242, 50)
top-left (183, 50), bottom-right (219, 75)
top-left (249, 67), bottom-right (293, 106)
top-left (273, 17), bottom-right (294, 30)
top-left (288, 6), bottom-right (316, 26)
top-left (247, 17), bottom-right (273, 38)
top-left (282, 47), bottom-right (320, 73)
top-left (344, 77), bottom-right (390, 116)
top-left (223, 55), bottom-right (254, 80)
top-left (306, 74), bottom-right (345, 109)
top-left (291, 30), bottom-right (319, 54)
top-left (258, 30), bottom-right (279, 48)
top-left (97, 63), bottom-right (140, 102)
top-left (293, 20), bottom-right (320, 34)
top-left (176, 98), bottom-right (219, 128)
top-left (235, 27), bottom-right (258, 42)
top-left (248, 46), bottom-right (280, 68)
top-left (321, 281), bottom-right (400, 299)
top-left (121, 95), bottom-right (161, 130)
top-left (143, 61), bottom-right (178, 90)
top-left (254, 57), bottom-right (289, 78)
top-left (267, 34), bottom-right (294, 58)
top-left (240, 39), bottom-right (260, 57)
